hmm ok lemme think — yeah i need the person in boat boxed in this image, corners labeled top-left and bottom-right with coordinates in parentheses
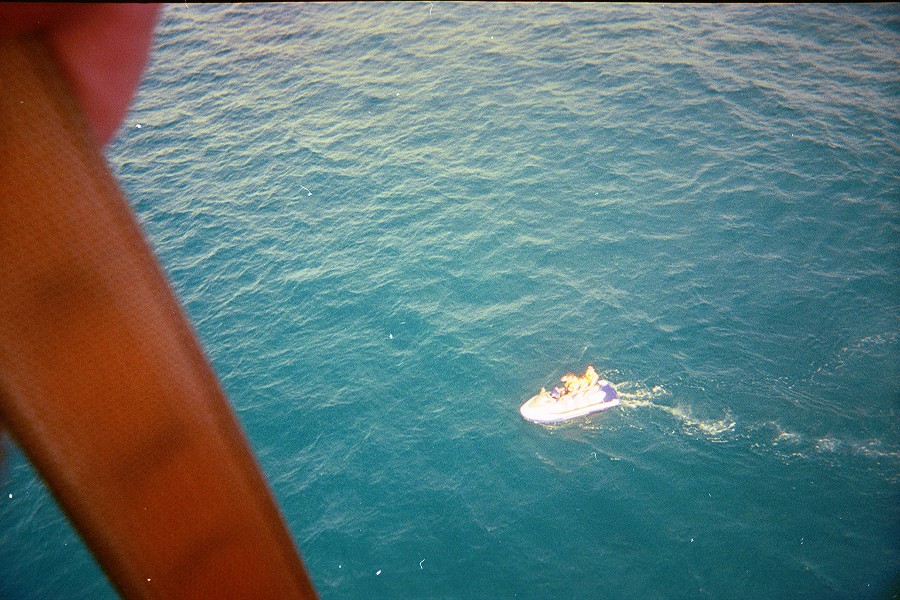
top-left (561, 373), bottom-right (581, 394)
top-left (559, 366), bottom-right (600, 396)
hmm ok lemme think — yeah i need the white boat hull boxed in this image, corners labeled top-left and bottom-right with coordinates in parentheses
top-left (520, 380), bottom-right (620, 424)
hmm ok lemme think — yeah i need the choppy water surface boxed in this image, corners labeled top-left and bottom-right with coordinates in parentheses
top-left (2, 4), bottom-right (898, 599)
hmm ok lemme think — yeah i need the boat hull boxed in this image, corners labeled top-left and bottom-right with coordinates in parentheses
top-left (520, 381), bottom-right (620, 423)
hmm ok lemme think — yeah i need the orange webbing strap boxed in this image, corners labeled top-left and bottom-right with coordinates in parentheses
top-left (0, 38), bottom-right (318, 599)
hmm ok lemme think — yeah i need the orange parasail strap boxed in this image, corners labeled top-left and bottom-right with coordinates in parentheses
top-left (0, 38), bottom-right (318, 599)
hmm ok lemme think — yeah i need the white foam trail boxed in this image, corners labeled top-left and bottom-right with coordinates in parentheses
top-left (617, 382), bottom-right (736, 439)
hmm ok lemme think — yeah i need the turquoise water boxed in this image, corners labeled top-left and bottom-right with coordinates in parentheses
top-left (2, 3), bottom-right (899, 598)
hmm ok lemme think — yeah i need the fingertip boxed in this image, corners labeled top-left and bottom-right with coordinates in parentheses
top-left (46, 4), bottom-right (162, 146)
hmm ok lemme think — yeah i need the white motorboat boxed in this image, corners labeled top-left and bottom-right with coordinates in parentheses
top-left (520, 380), bottom-right (620, 424)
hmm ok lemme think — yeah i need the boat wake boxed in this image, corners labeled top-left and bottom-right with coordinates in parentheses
top-left (615, 382), bottom-right (736, 441)
top-left (746, 420), bottom-right (900, 471)
top-left (614, 382), bottom-right (899, 470)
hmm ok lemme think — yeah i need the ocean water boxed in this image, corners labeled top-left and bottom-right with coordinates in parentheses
top-left (2, 3), bottom-right (899, 599)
